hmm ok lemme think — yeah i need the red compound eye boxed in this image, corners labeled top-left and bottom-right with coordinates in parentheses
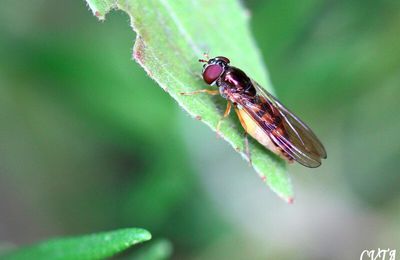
top-left (203, 64), bottom-right (223, 85)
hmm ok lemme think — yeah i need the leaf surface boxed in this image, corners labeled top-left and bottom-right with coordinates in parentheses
top-left (2, 228), bottom-right (151, 260)
top-left (86, 0), bottom-right (293, 201)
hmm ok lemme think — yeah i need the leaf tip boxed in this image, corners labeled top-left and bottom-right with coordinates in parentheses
top-left (131, 228), bottom-right (152, 242)
top-left (273, 187), bottom-right (294, 204)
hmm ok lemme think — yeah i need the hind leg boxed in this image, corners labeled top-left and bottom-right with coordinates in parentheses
top-left (243, 131), bottom-right (252, 166)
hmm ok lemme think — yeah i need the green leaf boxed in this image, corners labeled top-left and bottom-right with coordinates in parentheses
top-left (85, 0), bottom-right (293, 201)
top-left (2, 228), bottom-right (151, 260)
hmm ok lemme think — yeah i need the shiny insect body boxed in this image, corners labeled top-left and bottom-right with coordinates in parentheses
top-left (183, 56), bottom-right (327, 168)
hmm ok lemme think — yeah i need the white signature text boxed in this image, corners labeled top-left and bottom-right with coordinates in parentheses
top-left (360, 248), bottom-right (396, 260)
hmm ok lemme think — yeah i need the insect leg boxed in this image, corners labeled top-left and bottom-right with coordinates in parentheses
top-left (180, 89), bottom-right (219, 96)
top-left (243, 131), bottom-right (252, 166)
top-left (216, 101), bottom-right (232, 137)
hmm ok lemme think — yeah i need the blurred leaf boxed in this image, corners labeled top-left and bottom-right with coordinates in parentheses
top-left (343, 83), bottom-right (400, 206)
top-left (253, 0), bottom-right (400, 113)
top-left (2, 228), bottom-right (151, 260)
top-left (128, 239), bottom-right (172, 260)
top-left (85, 0), bottom-right (292, 201)
top-left (252, 0), bottom-right (322, 62)
top-left (0, 5), bottom-right (223, 245)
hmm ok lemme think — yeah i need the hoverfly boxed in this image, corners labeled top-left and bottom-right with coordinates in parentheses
top-left (182, 56), bottom-right (327, 168)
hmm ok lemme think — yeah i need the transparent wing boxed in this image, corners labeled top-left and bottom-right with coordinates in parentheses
top-left (247, 80), bottom-right (327, 167)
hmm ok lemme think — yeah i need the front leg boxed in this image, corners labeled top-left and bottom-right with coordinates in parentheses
top-left (181, 88), bottom-right (230, 139)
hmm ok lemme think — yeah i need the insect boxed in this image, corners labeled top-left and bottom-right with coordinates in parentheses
top-left (182, 56), bottom-right (327, 168)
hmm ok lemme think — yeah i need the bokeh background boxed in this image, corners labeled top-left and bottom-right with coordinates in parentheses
top-left (1, 0), bottom-right (399, 259)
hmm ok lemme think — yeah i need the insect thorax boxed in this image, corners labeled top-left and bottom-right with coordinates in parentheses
top-left (217, 66), bottom-right (256, 97)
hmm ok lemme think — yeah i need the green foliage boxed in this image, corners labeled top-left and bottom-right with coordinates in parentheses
top-left (1, 228), bottom-right (151, 260)
top-left (1, 0), bottom-right (400, 259)
top-left (85, 0), bottom-right (293, 201)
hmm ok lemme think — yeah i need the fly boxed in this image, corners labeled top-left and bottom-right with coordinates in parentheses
top-left (182, 56), bottom-right (327, 168)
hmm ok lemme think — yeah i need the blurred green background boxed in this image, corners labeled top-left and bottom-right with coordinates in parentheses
top-left (0, 0), bottom-right (399, 259)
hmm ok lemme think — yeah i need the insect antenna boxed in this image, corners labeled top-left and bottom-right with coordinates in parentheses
top-left (198, 52), bottom-right (210, 63)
